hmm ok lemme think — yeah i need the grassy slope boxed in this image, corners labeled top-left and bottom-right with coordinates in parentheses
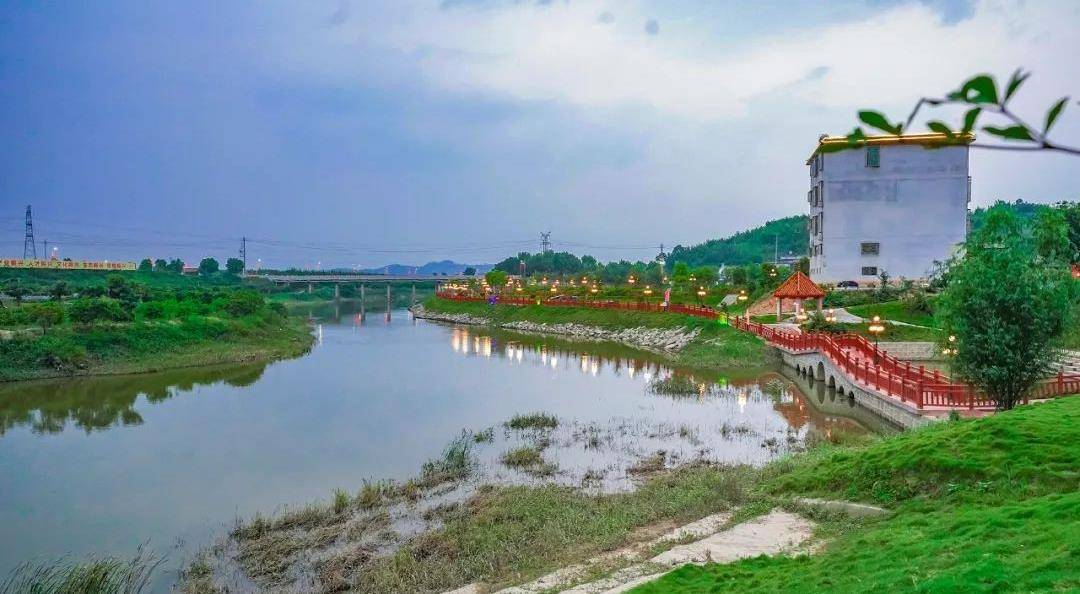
top-left (845, 300), bottom-right (937, 328)
top-left (421, 298), bottom-right (768, 370)
top-left (632, 397), bottom-right (1080, 594)
top-left (0, 316), bottom-right (312, 382)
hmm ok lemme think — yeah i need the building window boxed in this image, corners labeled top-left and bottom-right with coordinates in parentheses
top-left (861, 266), bottom-right (878, 276)
top-left (866, 146), bottom-right (880, 168)
top-left (860, 242), bottom-right (880, 255)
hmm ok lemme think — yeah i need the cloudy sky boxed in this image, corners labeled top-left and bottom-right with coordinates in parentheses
top-left (1, 0), bottom-right (1077, 267)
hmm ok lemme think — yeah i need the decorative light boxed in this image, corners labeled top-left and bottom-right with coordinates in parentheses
top-left (628, 275), bottom-right (636, 284)
top-left (549, 285), bottom-right (557, 293)
top-left (590, 285), bottom-right (598, 294)
top-left (643, 285), bottom-right (653, 296)
top-left (696, 286), bottom-right (706, 297)
top-left (825, 308), bottom-right (837, 323)
top-left (942, 334), bottom-right (958, 357)
top-left (737, 289), bottom-right (748, 302)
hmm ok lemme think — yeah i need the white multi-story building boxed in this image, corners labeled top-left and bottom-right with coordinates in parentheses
top-left (806, 133), bottom-right (971, 284)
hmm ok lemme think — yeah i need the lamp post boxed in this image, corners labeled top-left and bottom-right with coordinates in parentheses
top-left (868, 315), bottom-right (885, 363)
top-left (643, 285), bottom-right (653, 305)
top-left (825, 308), bottom-right (837, 323)
top-left (737, 289), bottom-right (749, 321)
top-left (696, 286), bottom-right (706, 306)
top-left (942, 334), bottom-right (958, 357)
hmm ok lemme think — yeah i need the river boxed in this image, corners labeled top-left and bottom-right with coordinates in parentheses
top-left (0, 305), bottom-right (887, 587)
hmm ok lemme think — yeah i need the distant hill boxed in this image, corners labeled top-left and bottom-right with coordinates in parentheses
top-left (361, 260), bottom-right (493, 276)
top-left (669, 215), bottom-right (809, 268)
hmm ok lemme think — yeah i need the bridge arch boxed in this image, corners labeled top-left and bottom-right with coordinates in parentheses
top-left (816, 361), bottom-right (825, 381)
top-left (827, 375), bottom-right (836, 389)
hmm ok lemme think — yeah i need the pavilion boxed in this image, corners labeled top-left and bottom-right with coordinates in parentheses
top-left (772, 271), bottom-right (825, 320)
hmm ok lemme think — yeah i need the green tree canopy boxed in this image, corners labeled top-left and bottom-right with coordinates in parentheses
top-left (198, 258), bottom-right (220, 275)
top-left (937, 206), bottom-right (1076, 409)
top-left (225, 258), bottom-right (245, 275)
top-left (138, 258), bottom-right (153, 272)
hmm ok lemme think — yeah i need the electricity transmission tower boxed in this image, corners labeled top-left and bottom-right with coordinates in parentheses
top-left (239, 236), bottom-right (247, 271)
top-left (540, 231), bottom-right (551, 254)
top-left (23, 205), bottom-right (37, 259)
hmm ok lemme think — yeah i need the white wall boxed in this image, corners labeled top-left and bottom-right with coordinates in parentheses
top-left (809, 143), bottom-right (968, 282)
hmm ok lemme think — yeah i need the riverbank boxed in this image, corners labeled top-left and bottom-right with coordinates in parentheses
top-left (178, 387), bottom-right (1079, 593)
top-left (416, 297), bottom-right (769, 370)
top-left (0, 315), bottom-right (312, 382)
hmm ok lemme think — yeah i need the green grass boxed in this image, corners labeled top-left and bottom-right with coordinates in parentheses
top-left (0, 314), bottom-right (312, 381)
top-left (351, 464), bottom-right (753, 593)
top-left (846, 300), bottom-right (938, 328)
top-left (1, 547), bottom-right (162, 594)
top-left (422, 298), bottom-right (769, 370)
top-left (631, 397), bottom-right (1080, 594)
top-left (506, 412), bottom-right (559, 430)
top-left (501, 446), bottom-right (546, 468)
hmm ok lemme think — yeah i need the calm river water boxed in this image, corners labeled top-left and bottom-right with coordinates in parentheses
top-left (0, 305), bottom-right (886, 586)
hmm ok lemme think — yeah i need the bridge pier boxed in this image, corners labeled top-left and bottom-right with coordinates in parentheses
top-left (411, 283), bottom-right (416, 308)
top-left (360, 284), bottom-right (366, 322)
top-left (334, 283), bottom-right (340, 301)
top-left (307, 282), bottom-right (314, 294)
top-left (386, 285), bottom-right (392, 321)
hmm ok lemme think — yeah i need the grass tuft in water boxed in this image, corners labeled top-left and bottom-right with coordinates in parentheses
top-left (420, 432), bottom-right (475, 485)
top-left (332, 488), bottom-right (350, 514)
top-left (1, 546), bottom-right (163, 594)
top-left (506, 412), bottom-right (559, 431)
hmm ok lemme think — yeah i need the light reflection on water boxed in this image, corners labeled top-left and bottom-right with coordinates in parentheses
top-left (0, 309), bottom-right (879, 587)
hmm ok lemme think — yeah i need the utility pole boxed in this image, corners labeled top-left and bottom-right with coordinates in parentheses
top-left (23, 205), bottom-right (37, 260)
top-left (239, 236), bottom-right (247, 271)
top-left (540, 231), bottom-right (551, 254)
top-left (42, 239), bottom-right (48, 259)
top-left (774, 235), bottom-right (779, 265)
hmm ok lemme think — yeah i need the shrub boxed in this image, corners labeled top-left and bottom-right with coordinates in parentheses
top-left (802, 311), bottom-right (845, 334)
top-left (506, 412), bottom-right (559, 430)
top-left (26, 302), bottom-right (64, 333)
top-left (223, 290), bottom-right (264, 317)
top-left (69, 298), bottom-right (129, 325)
top-left (135, 300), bottom-right (167, 320)
top-left (901, 290), bottom-right (933, 315)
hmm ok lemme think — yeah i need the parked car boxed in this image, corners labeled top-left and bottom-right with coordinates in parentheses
top-left (836, 280), bottom-right (859, 289)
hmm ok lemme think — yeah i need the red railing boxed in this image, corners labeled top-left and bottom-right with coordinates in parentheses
top-left (434, 292), bottom-right (1079, 410)
top-left (434, 292), bottom-right (719, 319)
top-left (730, 316), bottom-right (1079, 410)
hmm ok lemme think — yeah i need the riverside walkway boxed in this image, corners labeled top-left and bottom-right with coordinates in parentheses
top-left (434, 292), bottom-right (1080, 413)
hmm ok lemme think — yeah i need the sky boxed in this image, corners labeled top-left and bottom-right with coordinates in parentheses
top-left (1, 0), bottom-right (1078, 268)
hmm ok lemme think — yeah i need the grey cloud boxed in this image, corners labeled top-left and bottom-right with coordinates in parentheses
top-left (597, 11), bottom-right (615, 24)
top-left (644, 19), bottom-right (659, 35)
top-left (805, 66), bottom-right (829, 81)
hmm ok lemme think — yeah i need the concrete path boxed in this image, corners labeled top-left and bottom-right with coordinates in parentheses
top-left (445, 510), bottom-right (814, 594)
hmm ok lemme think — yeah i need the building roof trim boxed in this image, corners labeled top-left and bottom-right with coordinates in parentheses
top-left (806, 132), bottom-right (974, 164)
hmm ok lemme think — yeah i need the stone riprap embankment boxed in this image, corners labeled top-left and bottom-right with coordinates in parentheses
top-left (412, 305), bottom-right (700, 353)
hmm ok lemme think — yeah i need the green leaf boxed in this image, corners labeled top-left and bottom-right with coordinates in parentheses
top-left (927, 121), bottom-right (954, 138)
top-left (1044, 97), bottom-right (1068, 133)
top-left (1004, 69), bottom-right (1030, 102)
top-left (956, 75), bottom-right (999, 104)
top-left (858, 111), bottom-right (902, 135)
top-left (962, 108), bottom-right (981, 133)
top-left (846, 127), bottom-right (867, 144)
top-left (983, 125), bottom-right (1034, 141)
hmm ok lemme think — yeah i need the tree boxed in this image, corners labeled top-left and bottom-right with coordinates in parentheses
top-left (463, 267), bottom-right (476, 276)
top-left (484, 269), bottom-right (508, 289)
top-left (936, 206), bottom-right (1075, 410)
top-left (1057, 201), bottom-right (1080, 261)
top-left (225, 257), bottom-right (245, 275)
top-left (838, 71), bottom-right (1078, 157)
top-left (138, 258), bottom-right (153, 272)
top-left (167, 258), bottom-right (185, 273)
top-left (4, 280), bottom-right (30, 304)
top-left (797, 256), bottom-right (810, 275)
top-left (198, 258), bottom-right (220, 275)
top-left (1033, 208), bottom-right (1071, 262)
top-left (68, 298), bottom-right (127, 325)
top-left (27, 302), bottom-right (64, 334)
top-left (154, 258), bottom-right (168, 272)
top-left (223, 290), bottom-right (263, 316)
top-left (50, 281), bottom-right (70, 301)
top-left (726, 266), bottom-right (748, 287)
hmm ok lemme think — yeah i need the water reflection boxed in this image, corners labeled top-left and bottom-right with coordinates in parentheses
top-left (0, 362), bottom-right (267, 436)
top-left (442, 324), bottom-right (870, 440)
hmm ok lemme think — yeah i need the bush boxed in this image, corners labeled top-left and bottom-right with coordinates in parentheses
top-left (222, 290), bottom-right (264, 317)
top-left (802, 311), bottom-right (845, 334)
top-left (26, 302), bottom-right (64, 333)
top-left (0, 306), bottom-right (32, 327)
top-left (135, 300), bottom-right (167, 320)
top-left (69, 298), bottom-right (129, 325)
top-left (901, 290), bottom-right (933, 315)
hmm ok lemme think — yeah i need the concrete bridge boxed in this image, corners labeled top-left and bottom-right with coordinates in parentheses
top-left (247, 273), bottom-right (473, 319)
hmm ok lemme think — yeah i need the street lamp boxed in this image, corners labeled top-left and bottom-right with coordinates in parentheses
top-left (868, 315), bottom-right (886, 362)
top-left (628, 275), bottom-right (636, 285)
top-left (825, 308), bottom-right (837, 323)
top-left (643, 285), bottom-right (653, 303)
top-left (696, 286), bottom-right (706, 305)
top-left (942, 334), bottom-right (958, 357)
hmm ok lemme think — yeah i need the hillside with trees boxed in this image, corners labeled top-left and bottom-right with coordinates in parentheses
top-left (666, 215), bottom-right (809, 268)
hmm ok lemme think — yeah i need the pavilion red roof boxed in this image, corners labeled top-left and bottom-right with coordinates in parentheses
top-left (772, 271), bottom-right (825, 299)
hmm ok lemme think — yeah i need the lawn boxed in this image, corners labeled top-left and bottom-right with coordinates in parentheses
top-left (845, 300), bottom-right (938, 328)
top-left (631, 396), bottom-right (1080, 594)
